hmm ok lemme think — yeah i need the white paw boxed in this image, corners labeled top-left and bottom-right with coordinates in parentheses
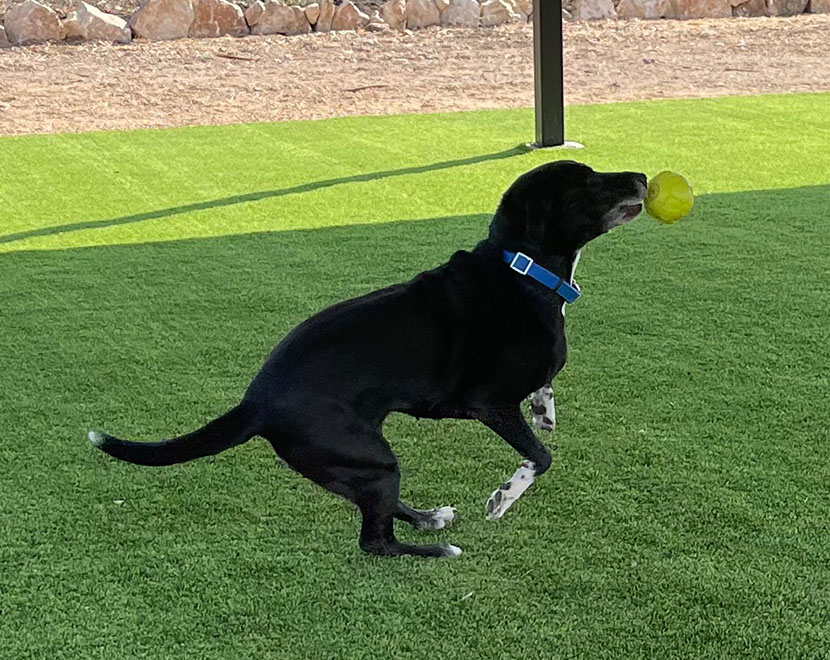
top-left (421, 506), bottom-right (456, 530)
top-left (486, 461), bottom-right (536, 521)
top-left (442, 544), bottom-right (462, 557)
top-left (431, 506), bottom-right (455, 530)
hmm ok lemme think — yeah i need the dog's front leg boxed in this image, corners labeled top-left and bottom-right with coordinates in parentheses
top-left (478, 407), bottom-right (552, 520)
top-left (529, 384), bottom-right (555, 432)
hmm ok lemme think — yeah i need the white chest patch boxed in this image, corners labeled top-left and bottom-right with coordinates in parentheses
top-left (561, 250), bottom-right (581, 317)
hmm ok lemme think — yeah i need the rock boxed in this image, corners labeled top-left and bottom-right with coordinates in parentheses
top-left (304, 2), bottom-right (320, 24)
top-left (573, 0), bottom-right (618, 18)
top-left (511, 0), bottom-right (534, 20)
top-left (365, 8), bottom-right (390, 29)
top-left (315, 0), bottom-right (335, 31)
top-left (129, 0), bottom-right (195, 40)
top-left (807, 0), bottom-right (830, 11)
top-left (480, 0), bottom-right (523, 25)
top-left (63, 2), bottom-right (132, 43)
top-left (406, 0), bottom-right (441, 28)
top-left (248, 0), bottom-right (311, 35)
top-left (730, 0), bottom-right (767, 15)
top-left (245, 0), bottom-right (265, 24)
top-left (765, 0), bottom-right (809, 14)
top-left (668, 0), bottom-right (732, 17)
top-left (480, 0), bottom-right (524, 25)
top-left (381, 0), bottom-right (406, 29)
top-left (331, 0), bottom-right (360, 29)
top-left (4, 0), bottom-right (64, 45)
top-left (189, 0), bottom-right (248, 37)
top-left (617, 0), bottom-right (672, 17)
top-left (439, 0), bottom-right (480, 25)
top-left (0, 25), bottom-right (9, 47)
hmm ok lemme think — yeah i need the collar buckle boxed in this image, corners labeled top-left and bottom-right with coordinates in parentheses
top-left (508, 251), bottom-right (534, 276)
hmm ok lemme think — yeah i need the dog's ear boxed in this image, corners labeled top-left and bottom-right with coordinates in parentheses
top-left (523, 189), bottom-right (552, 246)
top-left (490, 178), bottom-right (559, 250)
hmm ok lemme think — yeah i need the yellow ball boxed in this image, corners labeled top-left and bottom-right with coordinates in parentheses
top-left (645, 171), bottom-right (694, 224)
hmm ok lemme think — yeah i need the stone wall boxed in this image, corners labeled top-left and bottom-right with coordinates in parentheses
top-left (0, 0), bottom-right (827, 47)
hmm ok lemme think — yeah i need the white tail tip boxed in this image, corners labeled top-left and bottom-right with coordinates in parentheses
top-left (88, 431), bottom-right (105, 447)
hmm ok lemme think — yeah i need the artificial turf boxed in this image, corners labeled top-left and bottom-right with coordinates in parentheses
top-left (1, 92), bottom-right (829, 659)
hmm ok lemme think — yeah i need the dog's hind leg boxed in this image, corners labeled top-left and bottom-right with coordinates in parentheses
top-left (395, 502), bottom-right (456, 531)
top-left (263, 412), bottom-right (461, 558)
top-left (352, 466), bottom-right (461, 558)
top-left (477, 406), bottom-right (553, 521)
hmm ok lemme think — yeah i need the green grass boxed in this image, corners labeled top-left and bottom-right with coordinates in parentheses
top-left (1, 93), bottom-right (829, 660)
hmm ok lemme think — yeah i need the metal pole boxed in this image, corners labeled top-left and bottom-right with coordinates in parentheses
top-left (533, 0), bottom-right (565, 147)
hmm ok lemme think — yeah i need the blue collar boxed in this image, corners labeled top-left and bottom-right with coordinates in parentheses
top-left (502, 250), bottom-right (581, 304)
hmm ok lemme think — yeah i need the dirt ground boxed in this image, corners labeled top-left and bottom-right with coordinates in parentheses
top-left (1, 15), bottom-right (829, 137)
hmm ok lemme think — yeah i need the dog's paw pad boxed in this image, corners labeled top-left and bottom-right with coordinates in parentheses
top-left (485, 486), bottom-right (509, 520)
top-left (533, 416), bottom-right (555, 432)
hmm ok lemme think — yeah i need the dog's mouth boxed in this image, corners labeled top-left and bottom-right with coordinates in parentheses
top-left (604, 198), bottom-right (644, 230)
top-left (620, 202), bottom-right (643, 220)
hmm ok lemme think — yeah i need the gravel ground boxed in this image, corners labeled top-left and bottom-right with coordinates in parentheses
top-left (1, 15), bottom-right (829, 136)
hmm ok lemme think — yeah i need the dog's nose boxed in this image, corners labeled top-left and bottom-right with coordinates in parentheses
top-left (632, 172), bottom-right (648, 199)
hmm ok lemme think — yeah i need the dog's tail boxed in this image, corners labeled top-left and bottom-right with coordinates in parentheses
top-left (88, 402), bottom-right (256, 467)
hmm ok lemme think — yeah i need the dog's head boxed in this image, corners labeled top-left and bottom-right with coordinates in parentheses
top-left (489, 161), bottom-right (647, 256)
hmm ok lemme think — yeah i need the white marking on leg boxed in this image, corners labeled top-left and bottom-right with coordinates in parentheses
top-left (88, 431), bottom-right (105, 447)
top-left (486, 461), bottom-right (536, 520)
top-left (530, 385), bottom-right (555, 432)
top-left (443, 544), bottom-right (462, 557)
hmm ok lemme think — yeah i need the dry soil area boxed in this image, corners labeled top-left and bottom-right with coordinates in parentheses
top-left (1, 15), bottom-right (829, 136)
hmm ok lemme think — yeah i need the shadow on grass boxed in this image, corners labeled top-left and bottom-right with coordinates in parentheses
top-left (0, 213), bottom-right (492, 415)
top-left (0, 145), bottom-right (526, 246)
top-left (0, 212), bottom-right (493, 329)
top-left (3, 184), bottom-right (828, 325)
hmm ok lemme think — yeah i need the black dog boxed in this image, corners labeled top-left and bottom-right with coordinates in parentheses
top-left (89, 160), bottom-right (647, 558)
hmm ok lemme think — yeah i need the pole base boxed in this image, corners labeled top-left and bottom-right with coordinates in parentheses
top-left (525, 141), bottom-right (585, 151)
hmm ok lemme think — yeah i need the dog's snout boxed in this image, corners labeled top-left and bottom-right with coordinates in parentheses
top-left (608, 171), bottom-right (648, 201)
top-left (630, 172), bottom-right (648, 200)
